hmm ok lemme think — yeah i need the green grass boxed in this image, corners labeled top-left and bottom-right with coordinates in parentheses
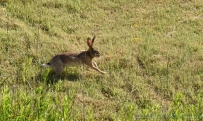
top-left (1, 0), bottom-right (203, 120)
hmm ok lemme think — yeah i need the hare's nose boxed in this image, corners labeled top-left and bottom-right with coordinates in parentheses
top-left (95, 52), bottom-right (100, 57)
top-left (96, 53), bottom-right (100, 57)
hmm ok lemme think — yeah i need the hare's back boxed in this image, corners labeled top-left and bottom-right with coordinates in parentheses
top-left (50, 52), bottom-right (81, 66)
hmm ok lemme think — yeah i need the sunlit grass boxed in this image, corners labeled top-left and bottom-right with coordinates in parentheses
top-left (0, 0), bottom-right (203, 120)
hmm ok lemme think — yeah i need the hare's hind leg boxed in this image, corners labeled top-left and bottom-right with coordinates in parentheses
top-left (51, 63), bottom-right (64, 77)
top-left (53, 66), bottom-right (64, 76)
top-left (56, 68), bottom-right (64, 76)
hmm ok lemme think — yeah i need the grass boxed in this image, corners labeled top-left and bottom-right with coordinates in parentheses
top-left (0, 0), bottom-right (203, 120)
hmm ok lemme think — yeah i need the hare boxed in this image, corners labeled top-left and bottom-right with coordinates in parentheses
top-left (42, 36), bottom-right (107, 76)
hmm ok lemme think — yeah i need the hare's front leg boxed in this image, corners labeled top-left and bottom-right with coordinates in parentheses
top-left (92, 61), bottom-right (98, 68)
top-left (91, 61), bottom-right (107, 74)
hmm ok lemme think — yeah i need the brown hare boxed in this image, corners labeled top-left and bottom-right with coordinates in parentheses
top-left (42, 36), bottom-right (107, 76)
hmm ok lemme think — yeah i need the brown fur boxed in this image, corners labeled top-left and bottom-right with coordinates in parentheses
top-left (43, 36), bottom-right (106, 76)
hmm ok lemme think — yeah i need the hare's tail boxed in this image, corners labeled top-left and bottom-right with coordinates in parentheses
top-left (42, 63), bottom-right (51, 67)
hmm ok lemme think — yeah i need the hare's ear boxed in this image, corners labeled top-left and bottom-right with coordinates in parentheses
top-left (92, 35), bottom-right (96, 44)
top-left (87, 38), bottom-right (92, 48)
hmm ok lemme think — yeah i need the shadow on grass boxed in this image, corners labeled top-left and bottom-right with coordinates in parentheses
top-left (36, 70), bottom-right (80, 85)
top-left (60, 73), bottom-right (80, 81)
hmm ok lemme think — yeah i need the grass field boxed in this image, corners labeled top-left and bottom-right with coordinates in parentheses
top-left (0, 0), bottom-right (203, 120)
